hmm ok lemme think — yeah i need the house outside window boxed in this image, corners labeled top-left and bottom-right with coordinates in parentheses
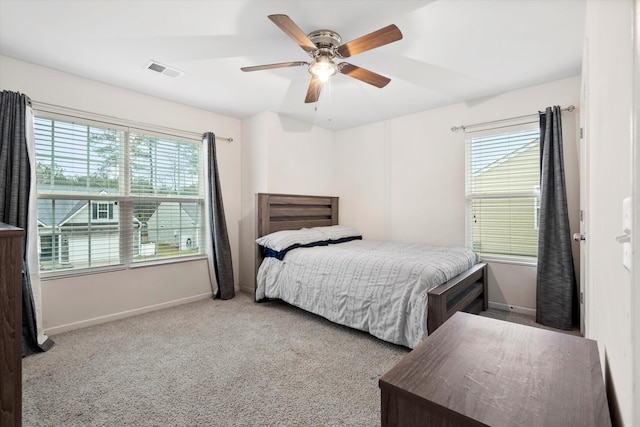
top-left (465, 128), bottom-right (540, 261)
top-left (35, 115), bottom-right (205, 274)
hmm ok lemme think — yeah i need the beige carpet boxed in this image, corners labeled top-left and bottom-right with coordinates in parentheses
top-left (23, 293), bottom-right (409, 427)
top-left (22, 293), bottom-right (577, 426)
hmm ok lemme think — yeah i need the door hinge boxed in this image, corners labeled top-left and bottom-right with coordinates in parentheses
top-left (580, 127), bottom-right (584, 139)
top-left (580, 292), bottom-right (584, 304)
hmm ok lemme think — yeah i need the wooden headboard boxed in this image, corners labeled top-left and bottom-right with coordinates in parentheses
top-left (254, 193), bottom-right (339, 297)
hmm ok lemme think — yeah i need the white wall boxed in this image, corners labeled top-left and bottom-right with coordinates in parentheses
top-left (239, 112), bottom-right (270, 293)
top-left (334, 76), bottom-right (582, 314)
top-left (583, 0), bottom-right (636, 425)
top-left (239, 111), bottom-right (336, 293)
top-left (0, 55), bottom-right (242, 333)
top-left (332, 122), bottom-right (389, 239)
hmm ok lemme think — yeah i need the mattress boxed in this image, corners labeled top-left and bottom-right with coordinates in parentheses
top-left (256, 239), bottom-right (480, 348)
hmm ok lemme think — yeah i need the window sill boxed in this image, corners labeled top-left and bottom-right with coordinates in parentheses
top-left (479, 256), bottom-right (537, 267)
top-left (129, 254), bottom-right (207, 269)
top-left (40, 255), bottom-right (208, 280)
top-left (40, 264), bottom-right (127, 281)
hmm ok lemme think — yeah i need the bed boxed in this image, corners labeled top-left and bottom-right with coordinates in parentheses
top-left (254, 193), bottom-right (488, 348)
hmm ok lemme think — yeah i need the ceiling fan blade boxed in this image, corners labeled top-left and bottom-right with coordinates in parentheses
top-left (337, 63), bottom-right (391, 88)
top-left (337, 24), bottom-right (403, 58)
top-left (241, 61), bottom-right (308, 72)
top-left (305, 76), bottom-right (323, 103)
top-left (268, 14), bottom-right (317, 54)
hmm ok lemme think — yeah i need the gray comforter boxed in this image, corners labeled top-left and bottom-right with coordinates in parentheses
top-left (257, 240), bottom-right (479, 348)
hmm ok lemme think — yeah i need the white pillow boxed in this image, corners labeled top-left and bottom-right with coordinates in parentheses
top-left (255, 227), bottom-right (326, 251)
top-left (315, 225), bottom-right (361, 241)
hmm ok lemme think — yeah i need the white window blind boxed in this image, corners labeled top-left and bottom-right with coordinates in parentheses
top-left (34, 116), bottom-right (204, 274)
top-left (128, 132), bottom-right (203, 263)
top-left (465, 128), bottom-right (540, 260)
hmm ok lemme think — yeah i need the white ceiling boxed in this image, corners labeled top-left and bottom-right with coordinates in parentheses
top-left (0, 0), bottom-right (586, 131)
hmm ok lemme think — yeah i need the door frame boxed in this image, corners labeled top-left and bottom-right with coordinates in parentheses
top-left (632, 1), bottom-right (639, 425)
top-left (578, 39), bottom-right (590, 337)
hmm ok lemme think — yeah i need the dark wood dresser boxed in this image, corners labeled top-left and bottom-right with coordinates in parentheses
top-left (0, 223), bottom-right (24, 427)
top-left (379, 312), bottom-right (610, 427)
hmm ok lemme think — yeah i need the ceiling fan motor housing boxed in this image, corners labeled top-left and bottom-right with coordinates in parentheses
top-left (307, 30), bottom-right (342, 57)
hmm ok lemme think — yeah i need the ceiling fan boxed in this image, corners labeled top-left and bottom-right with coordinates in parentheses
top-left (241, 14), bottom-right (403, 103)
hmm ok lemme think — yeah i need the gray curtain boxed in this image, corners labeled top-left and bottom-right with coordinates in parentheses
top-left (204, 132), bottom-right (235, 300)
top-left (0, 90), bottom-right (54, 355)
top-left (536, 106), bottom-right (578, 330)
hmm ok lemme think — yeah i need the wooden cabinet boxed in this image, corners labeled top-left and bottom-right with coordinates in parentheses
top-left (380, 312), bottom-right (610, 427)
top-left (0, 223), bottom-right (24, 427)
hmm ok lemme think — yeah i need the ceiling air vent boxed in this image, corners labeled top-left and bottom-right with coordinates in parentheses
top-left (145, 61), bottom-right (184, 78)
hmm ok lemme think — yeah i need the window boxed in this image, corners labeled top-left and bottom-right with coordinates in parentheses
top-left (35, 115), bottom-right (204, 274)
top-left (465, 128), bottom-right (540, 261)
top-left (93, 202), bottom-right (113, 220)
top-left (533, 184), bottom-right (541, 230)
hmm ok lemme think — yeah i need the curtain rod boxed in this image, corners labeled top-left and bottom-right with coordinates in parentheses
top-left (451, 105), bottom-right (576, 133)
top-left (30, 100), bottom-right (234, 143)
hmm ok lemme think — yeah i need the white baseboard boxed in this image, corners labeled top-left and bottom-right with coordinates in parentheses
top-left (488, 301), bottom-right (536, 317)
top-left (46, 292), bottom-right (212, 335)
top-left (239, 283), bottom-right (254, 295)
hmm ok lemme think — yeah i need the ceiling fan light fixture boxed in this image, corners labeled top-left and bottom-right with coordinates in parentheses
top-left (308, 55), bottom-right (336, 83)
